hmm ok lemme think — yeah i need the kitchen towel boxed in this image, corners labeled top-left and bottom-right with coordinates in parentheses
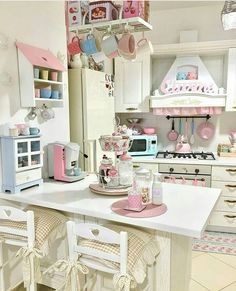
top-left (192, 231), bottom-right (236, 255)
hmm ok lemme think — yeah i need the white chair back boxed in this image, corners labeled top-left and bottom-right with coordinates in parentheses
top-left (0, 206), bottom-right (35, 247)
top-left (66, 221), bottom-right (128, 275)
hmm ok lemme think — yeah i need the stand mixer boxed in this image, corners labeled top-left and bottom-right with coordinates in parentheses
top-left (48, 142), bottom-right (86, 182)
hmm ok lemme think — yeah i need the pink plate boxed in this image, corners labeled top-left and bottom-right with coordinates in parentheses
top-left (111, 199), bottom-right (167, 218)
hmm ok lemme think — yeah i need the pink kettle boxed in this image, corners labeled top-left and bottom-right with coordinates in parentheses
top-left (175, 141), bottom-right (192, 153)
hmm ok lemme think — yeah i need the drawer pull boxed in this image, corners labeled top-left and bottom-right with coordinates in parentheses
top-left (224, 199), bottom-right (236, 204)
top-left (224, 215), bottom-right (236, 219)
top-left (226, 169), bottom-right (236, 173)
top-left (126, 107), bottom-right (138, 111)
top-left (225, 184), bottom-right (236, 188)
top-left (133, 164), bottom-right (140, 168)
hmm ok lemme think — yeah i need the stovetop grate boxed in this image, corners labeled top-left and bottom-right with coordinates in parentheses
top-left (156, 151), bottom-right (215, 160)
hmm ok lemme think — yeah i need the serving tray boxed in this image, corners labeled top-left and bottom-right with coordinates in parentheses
top-left (89, 183), bottom-right (129, 196)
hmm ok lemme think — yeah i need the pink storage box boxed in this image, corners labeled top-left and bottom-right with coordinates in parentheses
top-left (89, 1), bottom-right (119, 23)
top-left (66, 0), bottom-right (89, 27)
top-left (123, 0), bottom-right (149, 21)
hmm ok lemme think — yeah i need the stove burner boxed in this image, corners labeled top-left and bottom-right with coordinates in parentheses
top-left (156, 151), bottom-right (215, 160)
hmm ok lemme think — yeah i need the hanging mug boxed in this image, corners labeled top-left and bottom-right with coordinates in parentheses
top-left (101, 32), bottom-right (119, 59)
top-left (67, 36), bottom-right (81, 56)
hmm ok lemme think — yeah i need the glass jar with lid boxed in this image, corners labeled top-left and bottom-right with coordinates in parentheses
top-left (134, 168), bottom-right (152, 205)
top-left (98, 155), bottom-right (113, 186)
top-left (118, 153), bottom-right (133, 186)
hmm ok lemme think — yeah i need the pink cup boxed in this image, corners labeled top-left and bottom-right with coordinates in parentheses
top-left (35, 88), bottom-right (40, 98)
top-left (50, 71), bottom-right (58, 81)
top-left (118, 32), bottom-right (135, 55)
top-left (128, 194), bottom-right (142, 209)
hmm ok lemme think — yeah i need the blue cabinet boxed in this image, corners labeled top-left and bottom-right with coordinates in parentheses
top-left (0, 136), bottom-right (43, 193)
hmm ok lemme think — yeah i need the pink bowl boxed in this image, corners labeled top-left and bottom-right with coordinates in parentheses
top-left (143, 127), bottom-right (156, 135)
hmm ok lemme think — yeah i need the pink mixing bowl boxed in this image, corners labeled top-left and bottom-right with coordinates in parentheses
top-left (143, 127), bottom-right (156, 135)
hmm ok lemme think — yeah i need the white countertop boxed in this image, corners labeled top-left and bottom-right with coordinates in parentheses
top-left (0, 175), bottom-right (221, 239)
top-left (132, 155), bottom-right (236, 166)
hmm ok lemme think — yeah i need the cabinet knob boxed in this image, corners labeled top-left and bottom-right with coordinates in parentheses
top-left (126, 107), bottom-right (138, 111)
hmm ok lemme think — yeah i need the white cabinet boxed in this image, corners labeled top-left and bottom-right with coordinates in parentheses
top-left (0, 136), bottom-right (43, 193)
top-left (209, 166), bottom-right (236, 233)
top-left (114, 53), bottom-right (151, 113)
top-left (226, 48), bottom-right (236, 111)
top-left (16, 41), bottom-right (65, 108)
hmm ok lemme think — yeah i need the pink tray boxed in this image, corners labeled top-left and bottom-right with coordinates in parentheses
top-left (111, 199), bottom-right (167, 218)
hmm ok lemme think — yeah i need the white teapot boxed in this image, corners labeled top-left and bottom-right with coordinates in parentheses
top-left (70, 54), bottom-right (82, 68)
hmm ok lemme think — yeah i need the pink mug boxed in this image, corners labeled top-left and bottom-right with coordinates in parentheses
top-left (118, 32), bottom-right (135, 55)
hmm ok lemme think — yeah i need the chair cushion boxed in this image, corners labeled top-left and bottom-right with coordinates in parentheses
top-left (79, 224), bottom-right (160, 284)
top-left (0, 206), bottom-right (67, 251)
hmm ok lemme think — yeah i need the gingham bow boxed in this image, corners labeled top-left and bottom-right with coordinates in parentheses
top-left (44, 259), bottom-right (89, 291)
top-left (16, 246), bottom-right (44, 287)
top-left (113, 273), bottom-right (136, 291)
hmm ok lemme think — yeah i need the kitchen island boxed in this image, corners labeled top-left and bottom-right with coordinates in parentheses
top-left (0, 175), bottom-right (221, 291)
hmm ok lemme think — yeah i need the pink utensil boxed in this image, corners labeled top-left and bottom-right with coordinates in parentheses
top-left (167, 119), bottom-right (178, 141)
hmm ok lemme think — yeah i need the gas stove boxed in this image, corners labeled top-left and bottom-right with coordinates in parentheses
top-left (156, 151), bottom-right (216, 160)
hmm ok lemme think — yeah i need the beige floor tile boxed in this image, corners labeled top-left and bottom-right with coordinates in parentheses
top-left (189, 279), bottom-right (210, 291)
top-left (220, 282), bottom-right (236, 291)
top-left (192, 253), bottom-right (236, 291)
top-left (192, 251), bottom-right (206, 258)
top-left (209, 253), bottom-right (236, 269)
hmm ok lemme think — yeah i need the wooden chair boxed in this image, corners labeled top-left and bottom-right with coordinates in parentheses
top-left (63, 221), bottom-right (159, 291)
top-left (0, 205), bottom-right (67, 291)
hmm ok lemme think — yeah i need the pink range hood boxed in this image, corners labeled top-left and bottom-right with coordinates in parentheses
top-left (151, 55), bottom-right (226, 116)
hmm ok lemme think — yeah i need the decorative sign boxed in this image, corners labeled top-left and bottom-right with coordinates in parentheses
top-left (161, 79), bottom-right (217, 95)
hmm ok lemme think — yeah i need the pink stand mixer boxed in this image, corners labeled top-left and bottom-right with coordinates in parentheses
top-left (48, 142), bottom-right (86, 182)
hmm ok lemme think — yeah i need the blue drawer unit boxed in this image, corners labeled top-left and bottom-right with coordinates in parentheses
top-left (0, 135), bottom-right (43, 193)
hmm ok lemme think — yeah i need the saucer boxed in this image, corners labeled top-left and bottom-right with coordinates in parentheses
top-left (123, 205), bottom-right (146, 212)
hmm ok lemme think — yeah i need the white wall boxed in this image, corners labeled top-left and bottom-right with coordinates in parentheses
top-left (148, 3), bottom-right (236, 44)
top-left (0, 1), bottom-right (69, 180)
top-left (118, 2), bottom-right (236, 153)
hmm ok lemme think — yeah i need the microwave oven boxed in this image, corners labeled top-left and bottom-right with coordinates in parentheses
top-left (128, 135), bottom-right (157, 156)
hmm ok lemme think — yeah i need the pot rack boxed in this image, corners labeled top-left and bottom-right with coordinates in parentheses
top-left (69, 17), bottom-right (152, 35)
top-left (166, 114), bottom-right (211, 120)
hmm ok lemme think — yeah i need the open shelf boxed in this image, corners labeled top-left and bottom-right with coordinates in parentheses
top-left (34, 78), bottom-right (63, 85)
top-left (69, 17), bottom-right (152, 34)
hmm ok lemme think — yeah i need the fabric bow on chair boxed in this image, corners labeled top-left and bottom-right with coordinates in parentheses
top-left (44, 259), bottom-right (89, 291)
top-left (113, 273), bottom-right (137, 291)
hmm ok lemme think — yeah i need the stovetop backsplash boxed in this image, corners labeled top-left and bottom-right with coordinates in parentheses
top-left (117, 111), bottom-right (236, 153)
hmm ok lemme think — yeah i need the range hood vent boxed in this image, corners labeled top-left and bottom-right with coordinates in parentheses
top-left (151, 55), bottom-right (226, 115)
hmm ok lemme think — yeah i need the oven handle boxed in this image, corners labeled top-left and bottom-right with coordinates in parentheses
top-left (163, 176), bottom-right (205, 182)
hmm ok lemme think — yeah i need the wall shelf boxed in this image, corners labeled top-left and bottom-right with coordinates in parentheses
top-left (34, 79), bottom-right (63, 85)
top-left (69, 17), bottom-right (152, 34)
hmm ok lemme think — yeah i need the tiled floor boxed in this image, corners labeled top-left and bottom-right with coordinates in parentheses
top-left (14, 251), bottom-right (236, 291)
top-left (190, 251), bottom-right (236, 291)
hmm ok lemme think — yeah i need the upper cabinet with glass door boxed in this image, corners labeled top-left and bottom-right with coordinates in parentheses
top-left (16, 42), bottom-right (66, 108)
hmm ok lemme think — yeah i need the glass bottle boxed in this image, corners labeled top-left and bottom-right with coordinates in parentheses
top-left (134, 168), bottom-right (151, 205)
top-left (118, 153), bottom-right (133, 186)
top-left (152, 173), bottom-right (163, 205)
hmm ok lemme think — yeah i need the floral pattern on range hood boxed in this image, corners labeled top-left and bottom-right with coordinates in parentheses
top-left (150, 55), bottom-right (226, 115)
